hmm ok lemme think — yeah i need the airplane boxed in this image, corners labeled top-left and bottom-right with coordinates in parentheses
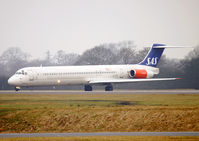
top-left (8, 44), bottom-right (184, 91)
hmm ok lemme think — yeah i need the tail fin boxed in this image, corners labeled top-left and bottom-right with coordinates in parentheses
top-left (139, 44), bottom-right (165, 67)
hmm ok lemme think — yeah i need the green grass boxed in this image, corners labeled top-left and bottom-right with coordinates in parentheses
top-left (1, 93), bottom-right (199, 133)
top-left (0, 94), bottom-right (199, 111)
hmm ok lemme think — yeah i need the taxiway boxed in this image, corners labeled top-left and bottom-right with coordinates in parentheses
top-left (0, 89), bottom-right (199, 95)
top-left (1, 132), bottom-right (199, 138)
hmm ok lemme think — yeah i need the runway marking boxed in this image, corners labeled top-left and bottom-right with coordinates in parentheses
top-left (1, 132), bottom-right (199, 138)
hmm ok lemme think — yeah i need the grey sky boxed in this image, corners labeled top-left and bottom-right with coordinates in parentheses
top-left (0, 0), bottom-right (198, 59)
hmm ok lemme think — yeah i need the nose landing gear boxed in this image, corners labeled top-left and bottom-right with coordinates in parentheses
top-left (15, 86), bottom-right (21, 91)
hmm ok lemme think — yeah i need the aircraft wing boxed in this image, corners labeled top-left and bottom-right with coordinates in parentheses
top-left (89, 78), bottom-right (180, 84)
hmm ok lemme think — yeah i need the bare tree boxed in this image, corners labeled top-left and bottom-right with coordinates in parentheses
top-left (53, 50), bottom-right (66, 65)
top-left (0, 47), bottom-right (30, 75)
top-left (75, 46), bottom-right (117, 65)
top-left (0, 47), bottom-right (30, 65)
top-left (117, 47), bottom-right (137, 64)
top-left (0, 47), bottom-right (30, 89)
top-left (181, 46), bottom-right (199, 89)
top-left (135, 48), bottom-right (150, 63)
top-left (53, 50), bottom-right (79, 65)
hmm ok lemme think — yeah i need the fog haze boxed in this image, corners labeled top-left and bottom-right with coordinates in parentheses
top-left (0, 0), bottom-right (198, 59)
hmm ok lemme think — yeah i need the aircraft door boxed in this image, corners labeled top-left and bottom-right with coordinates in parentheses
top-left (28, 70), bottom-right (36, 81)
top-left (119, 68), bottom-right (125, 78)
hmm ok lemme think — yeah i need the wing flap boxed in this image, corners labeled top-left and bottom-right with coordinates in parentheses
top-left (89, 78), bottom-right (180, 84)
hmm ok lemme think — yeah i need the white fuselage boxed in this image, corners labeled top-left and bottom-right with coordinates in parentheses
top-left (8, 64), bottom-right (159, 87)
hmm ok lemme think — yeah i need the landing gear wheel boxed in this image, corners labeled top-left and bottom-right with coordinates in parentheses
top-left (105, 85), bottom-right (113, 91)
top-left (84, 85), bottom-right (93, 91)
top-left (15, 86), bottom-right (21, 91)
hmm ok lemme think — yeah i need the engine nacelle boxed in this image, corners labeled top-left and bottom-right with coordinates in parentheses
top-left (129, 69), bottom-right (154, 78)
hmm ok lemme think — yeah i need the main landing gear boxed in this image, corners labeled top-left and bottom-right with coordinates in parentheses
top-left (84, 84), bottom-right (113, 91)
top-left (84, 85), bottom-right (93, 91)
top-left (105, 84), bottom-right (113, 91)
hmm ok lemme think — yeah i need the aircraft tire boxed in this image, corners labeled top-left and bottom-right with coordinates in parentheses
top-left (15, 86), bottom-right (21, 91)
top-left (105, 85), bottom-right (113, 91)
top-left (84, 85), bottom-right (92, 91)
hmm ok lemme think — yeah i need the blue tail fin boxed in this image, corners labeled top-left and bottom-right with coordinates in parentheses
top-left (139, 44), bottom-right (165, 67)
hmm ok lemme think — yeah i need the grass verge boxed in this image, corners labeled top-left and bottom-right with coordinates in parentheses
top-left (0, 94), bottom-right (199, 133)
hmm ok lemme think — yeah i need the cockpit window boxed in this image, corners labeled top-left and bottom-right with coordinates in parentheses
top-left (15, 71), bottom-right (27, 75)
top-left (15, 72), bottom-right (21, 75)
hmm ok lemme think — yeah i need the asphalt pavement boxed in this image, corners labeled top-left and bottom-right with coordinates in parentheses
top-left (1, 132), bottom-right (199, 138)
top-left (0, 89), bottom-right (199, 94)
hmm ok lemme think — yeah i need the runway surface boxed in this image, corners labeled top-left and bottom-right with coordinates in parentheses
top-left (0, 89), bottom-right (199, 94)
top-left (1, 132), bottom-right (199, 138)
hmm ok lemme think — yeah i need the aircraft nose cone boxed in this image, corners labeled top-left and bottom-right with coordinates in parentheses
top-left (8, 76), bottom-right (18, 86)
top-left (8, 77), bottom-right (13, 85)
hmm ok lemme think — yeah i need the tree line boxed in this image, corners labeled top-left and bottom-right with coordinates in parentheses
top-left (0, 41), bottom-right (198, 90)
